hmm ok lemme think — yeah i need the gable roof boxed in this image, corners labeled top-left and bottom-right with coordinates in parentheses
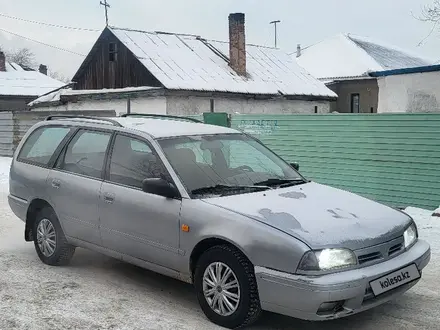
top-left (0, 62), bottom-right (64, 97)
top-left (296, 33), bottom-right (433, 81)
top-left (73, 27), bottom-right (336, 99)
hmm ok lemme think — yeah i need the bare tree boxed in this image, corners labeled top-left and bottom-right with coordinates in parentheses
top-left (419, 0), bottom-right (440, 23)
top-left (415, 1), bottom-right (440, 45)
top-left (6, 47), bottom-right (36, 69)
top-left (48, 70), bottom-right (71, 84)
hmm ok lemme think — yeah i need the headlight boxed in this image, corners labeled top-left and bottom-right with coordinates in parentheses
top-left (404, 223), bottom-right (417, 248)
top-left (298, 248), bottom-right (357, 272)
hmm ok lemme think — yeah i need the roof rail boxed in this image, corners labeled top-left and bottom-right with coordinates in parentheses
top-left (120, 113), bottom-right (202, 123)
top-left (45, 115), bottom-right (123, 127)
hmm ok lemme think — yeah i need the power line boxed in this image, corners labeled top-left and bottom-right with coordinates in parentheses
top-left (0, 12), bottom-right (100, 32)
top-left (0, 28), bottom-right (86, 56)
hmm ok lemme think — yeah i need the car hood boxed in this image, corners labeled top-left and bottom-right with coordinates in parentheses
top-left (201, 182), bottom-right (412, 250)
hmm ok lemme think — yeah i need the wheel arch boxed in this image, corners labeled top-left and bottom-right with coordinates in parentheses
top-left (25, 198), bottom-right (55, 241)
top-left (189, 236), bottom-right (253, 280)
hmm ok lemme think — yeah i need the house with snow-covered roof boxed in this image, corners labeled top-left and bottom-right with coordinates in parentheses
top-left (30, 13), bottom-right (336, 115)
top-left (0, 51), bottom-right (64, 111)
top-left (296, 33), bottom-right (435, 113)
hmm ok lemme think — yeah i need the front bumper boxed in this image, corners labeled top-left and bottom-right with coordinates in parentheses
top-left (255, 239), bottom-right (431, 321)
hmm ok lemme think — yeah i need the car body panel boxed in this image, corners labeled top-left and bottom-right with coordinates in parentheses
top-left (202, 182), bottom-right (412, 250)
top-left (47, 169), bottom-right (103, 245)
top-left (99, 181), bottom-right (183, 270)
top-left (178, 199), bottom-right (311, 275)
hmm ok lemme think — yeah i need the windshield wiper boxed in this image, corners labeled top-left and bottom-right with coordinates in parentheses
top-left (191, 184), bottom-right (270, 196)
top-left (254, 178), bottom-right (308, 188)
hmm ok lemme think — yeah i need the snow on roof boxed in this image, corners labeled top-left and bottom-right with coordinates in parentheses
top-left (296, 33), bottom-right (433, 81)
top-left (84, 27), bottom-right (335, 98)
top-left (0, 62), bottom-right (64, 97)
top-left (113, 117), bottom-right (237, 138)
top-left (28, 86), bottom-right (161, 107)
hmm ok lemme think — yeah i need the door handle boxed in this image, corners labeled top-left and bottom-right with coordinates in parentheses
top-left (51, 179), bottom-right (61, 189)
top-left (103, 193), bottom-right (115, 204)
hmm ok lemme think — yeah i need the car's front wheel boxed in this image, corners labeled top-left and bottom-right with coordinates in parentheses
top-left (33, 207), bottom-right (75, 266)
top-left (194, 245), bottom-right (262, 329)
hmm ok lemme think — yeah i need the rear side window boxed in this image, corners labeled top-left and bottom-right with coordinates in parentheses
top-left (18, 126), bottom-right (71, 166)
top-left (56, 129), bottom-right (111, 179)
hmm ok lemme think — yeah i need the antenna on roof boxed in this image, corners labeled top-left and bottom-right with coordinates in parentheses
top-left (100, 0), bottom-right (110, 26)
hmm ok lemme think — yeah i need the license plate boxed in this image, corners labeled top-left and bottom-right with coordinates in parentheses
top-left (370, 264), bottom-right (420, 296)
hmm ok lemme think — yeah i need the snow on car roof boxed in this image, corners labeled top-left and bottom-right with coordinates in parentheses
top-left (113, 117), bottom-right (238, 138)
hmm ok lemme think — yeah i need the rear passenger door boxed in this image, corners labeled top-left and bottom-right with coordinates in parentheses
top-left (47, 128), bottom-right (112, 245)
top-left (99, 133), bottom-right (182, 270)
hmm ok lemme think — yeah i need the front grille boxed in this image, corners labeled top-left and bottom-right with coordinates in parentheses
top-left (355, 236), bottom-right (405, 267)
top-left (388, 243), bottom-right (403, 256)
top-left (358, 251), bottom-right (382, 264)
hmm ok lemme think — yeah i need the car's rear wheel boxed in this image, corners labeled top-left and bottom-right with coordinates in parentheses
top-left (33, 207), bottom-right (75, 266)
top-left (194, 245), bottom-right (262, 329)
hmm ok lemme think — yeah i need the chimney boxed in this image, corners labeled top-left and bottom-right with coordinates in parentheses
top-left (39, 64), bottom-right (48, 75)
top-left (228, 13), bottom-right (246, 76)
top-left (0, 52), bottom-right (5, 72)
top-left (296, 44), bottom-right (301, 58)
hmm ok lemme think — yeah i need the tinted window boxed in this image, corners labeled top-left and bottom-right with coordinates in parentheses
top-left (109, 135), bottom-right (168, 189)
top-left (18, 126), bottom-right (70, 166)
top-left (57, 130), bottom-right (111, 179)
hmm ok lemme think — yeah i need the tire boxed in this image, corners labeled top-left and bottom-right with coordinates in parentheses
top-left (194, 245), bottom-right (262, 329)
top-left (33, 207), bottom-right (75, 266)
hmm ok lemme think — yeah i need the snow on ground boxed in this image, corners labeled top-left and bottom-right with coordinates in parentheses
top-left (0, 156), bottom-right (438, 330)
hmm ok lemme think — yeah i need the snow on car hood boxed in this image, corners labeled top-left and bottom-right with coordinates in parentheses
top-left (201, 182), bottom-right (412, 250)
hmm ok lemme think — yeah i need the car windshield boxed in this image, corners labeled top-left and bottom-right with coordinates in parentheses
top-left (158, 134), bottom-right (305, 197)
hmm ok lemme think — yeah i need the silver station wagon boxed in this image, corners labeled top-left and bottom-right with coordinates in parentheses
top-left (8, 114), bottom-right (431, 329)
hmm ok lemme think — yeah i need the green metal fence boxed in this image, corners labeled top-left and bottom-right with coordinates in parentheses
top-left (230, 113), bottom-right (440, 210)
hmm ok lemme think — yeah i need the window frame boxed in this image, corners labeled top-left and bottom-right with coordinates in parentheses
top-left (104, 132), bottom-right (180, 196)
top-left (52, 127), bottom-right (114, 181)
top-left (16, 125), bottom-right (76, 169)
top-left (109, 42), bottom-right (117, 62)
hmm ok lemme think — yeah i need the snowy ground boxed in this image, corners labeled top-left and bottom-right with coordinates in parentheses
top-left (0, 156), bottom-right (439, 330)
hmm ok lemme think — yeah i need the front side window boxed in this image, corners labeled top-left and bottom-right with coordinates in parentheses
top-left (108, 134), bottom-right (170, 189)
top-left (159, 134), bottom-right (304, 198)
top-left (18, 126), bottom-right (71, 166)
top-left (56, 129), bottom-right (111, 179)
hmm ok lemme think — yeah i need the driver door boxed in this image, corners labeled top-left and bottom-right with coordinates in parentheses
top-left (98, 133), bottom-right (182, 270)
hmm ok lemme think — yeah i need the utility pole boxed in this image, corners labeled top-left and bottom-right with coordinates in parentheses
top-left (269, 20), bottom-right (281, 48)
top-left (100, 0), bottom-right (110, 26)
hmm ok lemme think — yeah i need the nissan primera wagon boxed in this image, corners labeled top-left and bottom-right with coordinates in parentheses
top-left (8, 114), bottom-right (431, 329)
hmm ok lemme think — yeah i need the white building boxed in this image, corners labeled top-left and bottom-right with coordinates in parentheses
top-left (29, 13), bottom-right (336, 114)
top-left (296, 33), bottom-right (434, 113)
top-left (370, 65), bottom-right (440, 113)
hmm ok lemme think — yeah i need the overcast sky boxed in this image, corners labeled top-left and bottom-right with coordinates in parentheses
top-left (0, 0), bottom-right (439, 79)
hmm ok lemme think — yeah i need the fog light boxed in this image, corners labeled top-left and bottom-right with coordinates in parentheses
top-left (317, 301), bottom-right (345, 315)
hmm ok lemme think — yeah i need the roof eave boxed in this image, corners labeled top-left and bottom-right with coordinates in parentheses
top-left (369, 64), bottom-right (440, 77)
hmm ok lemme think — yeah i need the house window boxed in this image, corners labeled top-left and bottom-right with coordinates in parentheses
top-left (351, 93), bottom-right (360, 113)
top-left (109, 42), bottom-right (117, 62)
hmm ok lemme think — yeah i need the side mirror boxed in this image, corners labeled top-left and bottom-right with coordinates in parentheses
top-left (142, 178), bottom-right (180, 199)
top-left (290, 162), bottom-right (299, 171)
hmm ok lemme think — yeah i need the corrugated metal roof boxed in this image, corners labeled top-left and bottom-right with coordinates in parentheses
top-left (297, 33), bottom-right (434, 80)
top-left (0, 62), bottom-right (64, 97)
top-left (108, 27), bottom-right (336, 98)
